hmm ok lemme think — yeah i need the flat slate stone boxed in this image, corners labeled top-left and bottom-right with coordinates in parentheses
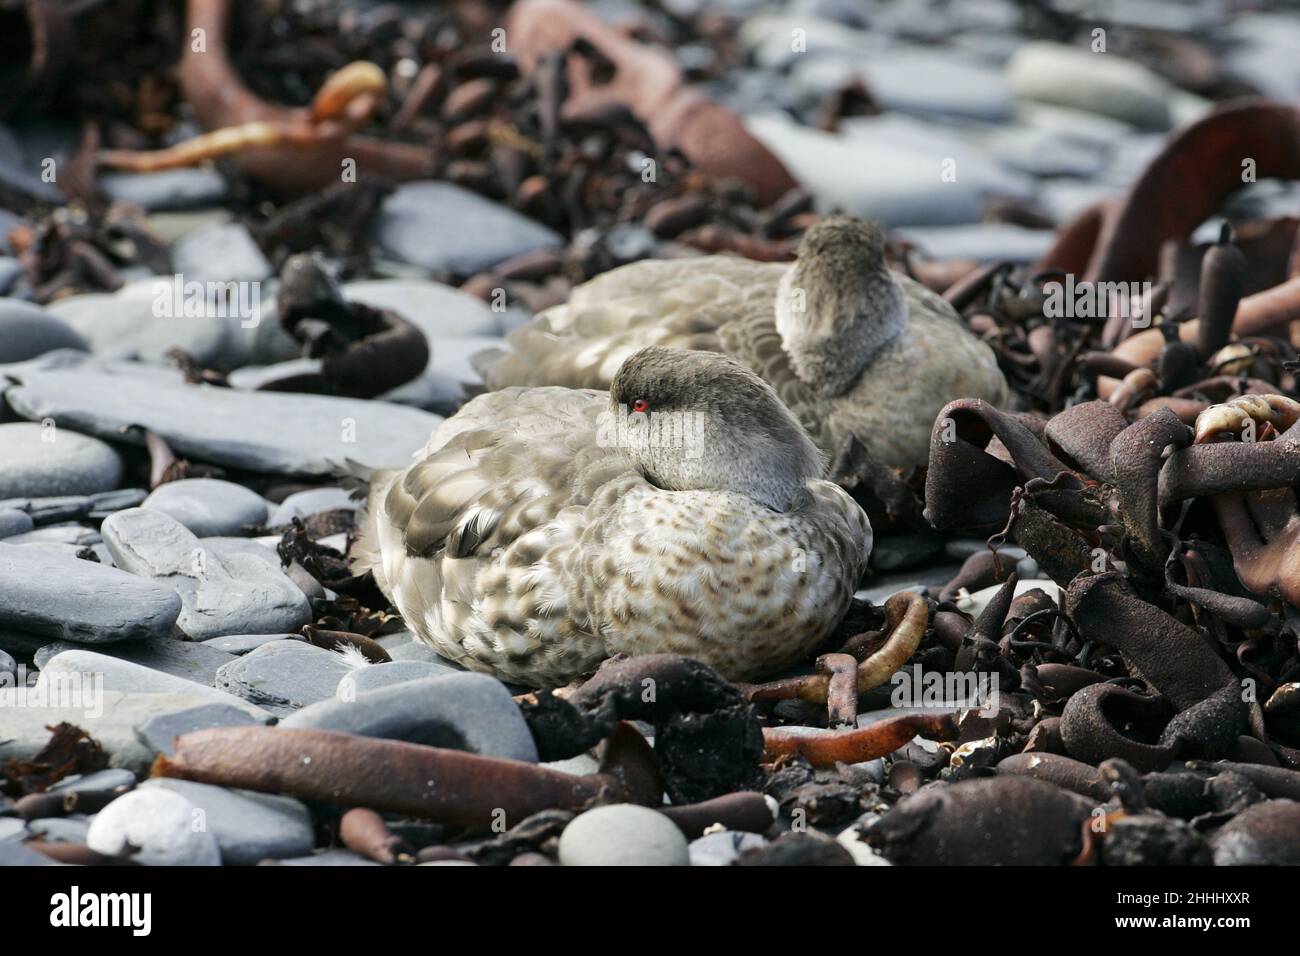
top-left (0, 422), bottom-right (124, 498)
top-left (49, 768), bottom-right (138, 793)
top-left (99, 168), bottom-right (228, 211)
top-left (0, 300), bottom-right (89, 363)
top-left (0, 542), bottom-right (182, 644)
top-left (38, 650), bottom-right (268, 713)
top-left (335, 659), bottom-right (465, 698)
top-left (282, 672), bottom-right (538, 761)
top-left (101, 508), bottom-right (311, 640)
top-left (142, 478), bottom-right (270, 536)
top-left (215, 640), bottom-right (354, 716)
top-left (0, 508), bottom-right (34, 539)
top-left (136, 702), bottom-right (263, 757)
top-left (171, 222), bottom-right (272, 283)
top-left (371, 181), bottom-right (562, 274)
top-left (200, 633), bottom-right (297, 655)
top-left (2, 357), bottom-right (443, 475)
top-left (140, 778), bottom-right (314, 865)
top-left (34, 636), bottom-right (236, 685)
top-left (0, 688), bottom-right (270, 774)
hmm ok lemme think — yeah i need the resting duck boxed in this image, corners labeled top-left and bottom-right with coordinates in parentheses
top-left (481, 216), bottom-right (1008, 468)
top-left (352, 346), bottom-right (871, 686)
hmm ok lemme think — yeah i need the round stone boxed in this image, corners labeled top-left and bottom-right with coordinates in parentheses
top-left (143, 478), bottom-right (270, 537)
top-left (86, 788), bottom-right (222, 866)
top-left (0, 300), bottom-right (89, 362)
top-left (558, 804), bottom-right (689, 866)
top-left (0, 423), bottom-right (123, 498)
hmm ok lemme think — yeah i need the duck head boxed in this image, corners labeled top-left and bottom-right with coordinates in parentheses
top-left (608, 346), bottom-right (824, 512)
top-left (774, 216), bottom-right (907, 397)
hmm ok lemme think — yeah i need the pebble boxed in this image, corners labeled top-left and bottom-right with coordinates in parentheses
top-left (382, 633), bottom-right (466, 665)
top-left (335, 659), bottom-right (465, 698)
top-left (214, 640), bottom-right (355, 716)
top-left (171, 222), bottom-right (273, 284)
top-left (558, 804), bottom-right (690, 866)
top-left (49, 768), bottom-right (138, 794)
top-left (140, 779), bottom-right (314, 865)
top-left (99, 168), bottom-right (228, 211)
top-left (136, 702), bottom-right (264, 757)
top-left (0, 422), bottom-right (124, 498)
top-left (282, 672), bottom-right (538, 761)
top-left (4, 355), bottom-right (444, 475)
top-left (28, 817), bottom-right (91, 844)
top-left (689, 830), bottom-right (769, 866)
top-left (142, 478), bottom-right (270, 537)
top-left (382, 332), bottom-right (504, 414)
top-left (268, 487), bottom-right (357, 525)
top-left (101, 508), bottom-right (311, 640)
top-left (0, 687), bottom-right (270, 773)
top-left (0, 488), bottom-right (148, 525)
top-left (45, 280), bottom-right (296, 371)
top-left (746, 113), bottom-right (1015, 226)
top-left (1005, 42), bottom-right (1173, 131)
top-left (0, 508), bottom-right (34, 539)
top-left (0, 646), bottom-right (14, 679)
top-left (34, 636), bottom-right (236, 685)
top-left (86, 788), bottom-right (222, 865)
top-left (0, 300), bottom-right (89, 362)
top-left (38, 649), bottom-right (266, 712)
top-left (372, 181), bottom-right (563, 274)
top-left (343, 278), bottom-right (504, 336)
top-left (896, 223), bottom-right (1056, 265)
top-left (201, 633), bottom-right (297, 655)
top-left (272, 850), bottom-right (380, 866)
top-left (0, 842), bottom-right (62, 866)
top-left (0, 542), bottom-right (182, 644)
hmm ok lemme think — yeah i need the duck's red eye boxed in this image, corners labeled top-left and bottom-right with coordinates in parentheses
top-left (631, 399), bottom-right (650, 413)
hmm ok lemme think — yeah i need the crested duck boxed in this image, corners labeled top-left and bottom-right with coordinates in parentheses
top-left (482, 216), bottom-right (1008, 468)
top-left (353, 346), bottom-right (871, 686)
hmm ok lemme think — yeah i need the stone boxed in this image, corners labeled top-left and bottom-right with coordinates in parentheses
top-left (214, 640), bottom-right (354, 715)
top-left (282, 672), bottom-right (537, 761)
top-left (0, 422), bottom-right (124, 498)
top-left (0, 542), bottom-right (182, 644)
top-left (142, 478), bottom-right (270, 537)
top-left (37, 650), bottom-right (267, 712)
top-left (49, 768), bottom-right (138, 794)
top-left (896, 223), bottom-right (1057, 265)
top-left (689, 829), bottom-right (769, 866)
top-left (101, 508), bottom-right (311, 640)
top-left (372, 181), bottom-right (563, 274)
top-left (1005, 42), bottom-right (1173, 131)
top-left (45, 280), bottom-right (296, 371)
top-left (268, 487), bottom-right (358, 525)
top-left (335, 659), bottom-right (465, 698)
top-left (99, 168), bottom-right (228, 211)
top-left (140, 779), bottom-right (314, 865)
top-left (135, 702), bottom-right (263, 757)
top-left (0, 646), bottom-right (14, 678)
top-left (170, 222), bottom-right (272, 283)
top-left (746, 113), bottom-right (1025, 226)
top-left (343, 278), bottom-right (504, 336)
top-left (34, 636), bottom-right (236, 685)
top-left (0, 688), bottom-right (267, 774)
top-left (87, 788), bottom-right (222, 865)
top-left (0, 300), bottom-right (89, 362)
top-left (200, 633), bottom-right (297, 655)
top-left (558, 804), bottom-right (689, 866)
top-left (28, 817), bottom-right (91, 844)
top-left (0, 842), bottom-right (63, 865)
top-left (272, 850), bottom-right (380, 866)
top-left (0, 508), bottom-right (34, 539)
top-left (3, 356), bottom-right (444, 475)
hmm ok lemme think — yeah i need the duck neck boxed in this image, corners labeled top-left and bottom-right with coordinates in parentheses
top-left (775, 267), bottom-right (907, 397)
